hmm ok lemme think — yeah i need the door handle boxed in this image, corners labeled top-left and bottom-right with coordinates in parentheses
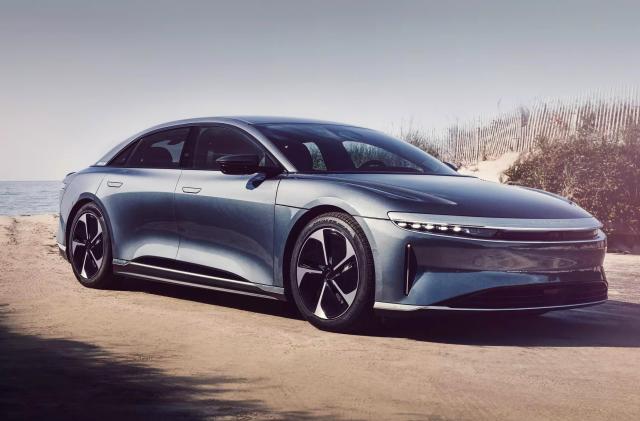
top-left (182, 186), bottom-right (202, 194)
top-left (107, 181), bottom-right (123, 188)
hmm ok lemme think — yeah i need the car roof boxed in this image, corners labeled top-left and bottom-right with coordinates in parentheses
top-left (95, 116), bottom-right (358, 167)
top-left (162, 116), bottom-right (352, 126)
top-left (229, 116), bottom-right (352, 125)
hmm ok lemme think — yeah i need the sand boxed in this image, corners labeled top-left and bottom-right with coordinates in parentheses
top-left (1, 215), bottom-right (639, 420)
top-left (458, 152), bottom-right (520, 183)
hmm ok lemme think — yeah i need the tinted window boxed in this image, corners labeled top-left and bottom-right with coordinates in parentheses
top-left (343, 141), bottom-right (421, 171)
top-left (109, 141), bottom-right (137, 167)
top-left (128, 128), bottom-right (189, 169)
top-left (255, 123), bottom-right (457, 175)
top-left (193, 126), bottom-right (272, 170)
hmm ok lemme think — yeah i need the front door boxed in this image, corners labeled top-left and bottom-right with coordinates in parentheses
top-left (175, 125), bottom-right (281, 285)
top-left (98, 127), bottom-right (191, 261)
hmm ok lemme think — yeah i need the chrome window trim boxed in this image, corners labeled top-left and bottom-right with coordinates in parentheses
top-left (95, 117), bottom-right (297, 172)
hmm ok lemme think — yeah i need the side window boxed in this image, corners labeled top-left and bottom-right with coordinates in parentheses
top-left (109, 141), bottom-right (138, 167)
top-left (128, 128), bottom-right (189, 169)
top-left (342, 140), bottom-right (422, 171)
top-left (128, 127), bottom-right (189, 168)
top-left (303, 142), bottom-right (327, 170)
top-left (193, 126), bottom-right (272, 170)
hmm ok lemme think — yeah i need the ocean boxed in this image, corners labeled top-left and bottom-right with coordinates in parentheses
top-left (0, 181), bottom-right (62, 215)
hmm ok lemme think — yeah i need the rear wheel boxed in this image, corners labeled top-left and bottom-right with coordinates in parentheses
top-left (289, 212), bottom-right (375, 332)
top-left (68, 203), bottom-right (116, 289)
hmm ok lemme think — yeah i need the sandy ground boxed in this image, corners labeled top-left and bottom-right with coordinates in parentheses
top-left (458, 152), bottom-right (520, 183)
top-left (1, 215), bottom-right (639, 420)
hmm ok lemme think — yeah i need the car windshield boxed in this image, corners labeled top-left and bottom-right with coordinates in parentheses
top-left (254, 123), bottom-right (457, 175)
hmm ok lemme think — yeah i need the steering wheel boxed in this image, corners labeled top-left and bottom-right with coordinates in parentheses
top-left (359, 160), bottom-right (387, 169)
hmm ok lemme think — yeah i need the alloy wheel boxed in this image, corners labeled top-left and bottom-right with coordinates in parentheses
top-left (71, 212), bottom-right (104, 279)
top-left (296, 228), bottom-right (359, 319)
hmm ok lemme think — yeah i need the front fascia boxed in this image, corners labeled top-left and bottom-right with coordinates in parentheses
top-left (358, 216), bottom-right (607, 307)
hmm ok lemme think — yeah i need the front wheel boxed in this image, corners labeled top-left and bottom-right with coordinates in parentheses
top-left (289, 212), bottom-right (375, 332)
top-left (68, 203), bottom-right (116, 289)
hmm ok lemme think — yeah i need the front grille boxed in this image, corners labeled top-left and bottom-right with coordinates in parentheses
top-left (493, 229), bottom-right (599, 242)
top-left (434, 280), bottom-right (607, 309)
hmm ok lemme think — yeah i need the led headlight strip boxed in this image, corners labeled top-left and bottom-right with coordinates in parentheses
top-left (388, 213), bottom-right (603, 241)
top-left (392, 220), bottom-right (497, 238)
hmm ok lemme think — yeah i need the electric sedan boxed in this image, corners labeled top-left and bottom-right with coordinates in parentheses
top-left (57, 117), bottom-right (607, 332)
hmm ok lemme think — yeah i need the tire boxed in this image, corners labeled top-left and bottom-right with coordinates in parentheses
top-left (289, 212), bottom-right (375, 332)
top-left (68, 202), bottom-right (116, 289)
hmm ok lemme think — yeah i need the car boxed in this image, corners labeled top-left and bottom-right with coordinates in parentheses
top-left (57, 116), bottom-right (608, 332)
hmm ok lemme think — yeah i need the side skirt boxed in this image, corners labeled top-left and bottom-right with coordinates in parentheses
top-left (112, 260), bottom-right (286, 301)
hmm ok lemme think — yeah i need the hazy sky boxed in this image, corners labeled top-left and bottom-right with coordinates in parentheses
top-left (1, 0), bottom-right (639, 180)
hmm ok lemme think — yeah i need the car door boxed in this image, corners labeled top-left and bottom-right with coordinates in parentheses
top-left (97, 126), bottom-right (192, 261)
top-left (175, 125), bottom-right (281, 285)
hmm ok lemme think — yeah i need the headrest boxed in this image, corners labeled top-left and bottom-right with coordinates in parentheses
top-left (280, 141), bottom-right (313, 171)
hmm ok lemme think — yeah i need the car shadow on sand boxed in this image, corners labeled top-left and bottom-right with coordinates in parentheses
top-left (0, 308), bottom-right (350, 420)
top-left (373, 299), bottom-right (640, 347)
top-left (119, 276), bottom-right (300, 319)
top-left (121, 277), bottom-right (640, 348)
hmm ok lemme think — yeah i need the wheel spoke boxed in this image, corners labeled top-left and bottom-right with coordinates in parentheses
top-left (73, 214), bottom-right (88, 242)
top-left (90, 217), bottom-right (102, 243)
top-left (332, 240), bottom-right (355, 273)
top-left (329, 279), bottom-right (357, 306)
top-left (79, 214), bottom-right (89, 241)
top-left (89, 249), bottom-right (103, 271)
top-left (308, 229), bottom-right (329, 266)
top-left (72, 243), bottom-right (86, 270)
top-left (80, 249), bottom-right (89, 278)
top-left (296, 264), bottom-right (322, 286)
top-left (314, 282), bottom-right (328, 318)
top-left (296, 225), bottom-right (360, 320)
top-left (72, 212), bottom-right (105, 280)
top-left (71, 240), bottom-right (84, 255)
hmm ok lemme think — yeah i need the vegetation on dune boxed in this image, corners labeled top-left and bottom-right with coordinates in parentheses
top-left (397, 124), bottom-right (441, 159)
top-left (504, 117), bottom-right (640, 239)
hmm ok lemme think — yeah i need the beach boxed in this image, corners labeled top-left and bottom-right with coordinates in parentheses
top-left (1, 214), bottom-right (639, 419)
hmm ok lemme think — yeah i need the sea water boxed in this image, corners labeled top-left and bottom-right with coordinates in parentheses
top-left (0, 181), bottom-right (62, 215)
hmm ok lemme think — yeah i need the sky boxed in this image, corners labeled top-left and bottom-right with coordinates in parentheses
top-left (0, 0), bottom-right (639, 180)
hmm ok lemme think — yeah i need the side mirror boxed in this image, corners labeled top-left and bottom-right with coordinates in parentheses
top-left (444, 161), bottom-right (459, 171)
top-left (217, 154), bottom-right (260, 175)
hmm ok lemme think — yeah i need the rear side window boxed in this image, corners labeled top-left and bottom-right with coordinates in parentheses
top-left (193, 126), bottom-right (272, 170)
top-left (128, 128), bottom-right (190, 169)
top-left (109, 141), bottom-right (137, 167)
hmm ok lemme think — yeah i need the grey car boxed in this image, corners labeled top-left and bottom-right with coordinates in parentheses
top-left (57, 116), bottom-right (607, 332)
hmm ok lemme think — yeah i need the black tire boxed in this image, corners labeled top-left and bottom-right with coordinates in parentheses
top-left (289, 212), bottom-right (375, 332)
top-left (68, 202), bottom-right (116, 289)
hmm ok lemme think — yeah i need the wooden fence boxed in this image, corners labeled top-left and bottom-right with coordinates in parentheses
top-left (422, 88), bottom-right (640, 165)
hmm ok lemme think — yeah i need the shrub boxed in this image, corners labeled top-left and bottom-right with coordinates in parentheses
top-left (396, 124), bottom-right (441, 159)
top-left (504, 121), bottom-right (640, 237)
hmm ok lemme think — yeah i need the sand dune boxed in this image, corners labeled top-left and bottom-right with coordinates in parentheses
top-left (458, 152), bottom-right (520, 183)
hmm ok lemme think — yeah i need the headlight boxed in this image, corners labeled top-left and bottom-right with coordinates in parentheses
top-left (393, 220), bottom-right (498, 238)
top-left (388, 212), bottom-right (601, 242)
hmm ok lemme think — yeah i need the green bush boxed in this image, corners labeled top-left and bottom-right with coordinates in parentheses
top-left (504, 122), bottom-right (640, 237)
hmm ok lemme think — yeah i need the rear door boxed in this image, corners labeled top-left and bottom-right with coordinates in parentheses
top-left (98, 127), bottom-right (192, 261)
top-left (175, 125), bottom-right (281, 285)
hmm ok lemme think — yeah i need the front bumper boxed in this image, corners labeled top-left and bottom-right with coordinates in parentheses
top-left (358, 216), bottom-right (607, 311)
top-left (57, 242), bottom-right (68, 261)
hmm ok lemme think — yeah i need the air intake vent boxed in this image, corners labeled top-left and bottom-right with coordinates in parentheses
top-left (434, 281), bottom-right (607, 309)
top-left (404, 244), bottom-right (417, 295)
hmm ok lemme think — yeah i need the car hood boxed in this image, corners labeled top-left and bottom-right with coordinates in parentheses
top-left (292, 173), bottom-right (593, 219)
